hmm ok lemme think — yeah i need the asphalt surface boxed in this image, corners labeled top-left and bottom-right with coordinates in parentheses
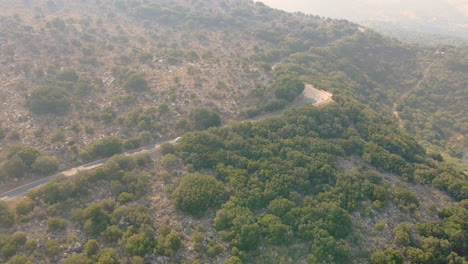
top-left (0, 85), bottom-right (332, 201)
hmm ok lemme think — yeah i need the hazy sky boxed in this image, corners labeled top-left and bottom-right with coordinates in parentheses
top-left (259, 0), bottom-right (468, 38)
top-left (259, 0), bottom-right (468, 23)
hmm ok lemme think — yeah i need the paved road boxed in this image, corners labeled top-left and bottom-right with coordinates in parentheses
top-left (0, 85), bottom-right (332, 202)
top-left (0, 143), bottom-right (165, 202)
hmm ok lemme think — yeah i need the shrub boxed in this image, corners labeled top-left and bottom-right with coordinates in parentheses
top-left (7, 145), bottom-right (41, 168)
top-left (9, 232), bottom-right (27, 246)
top-left (45, 239), bottom-right (62, 258)
top-left (32, 156), bottom-right (59, 175)
top-left (26, 86), bottom-right (70, 115)
top-left (64, 253), bottom-right (89, 264)
top-left (117, 192), bottom-right (134, 204)
top-left (162, 154), bottom-right (177, 168)
top-left (25, 239), bottom-right (37, 252)
top-left (6, 254), bottom-right (32, 264)
top-left (156, 231), bottom-right (181, 256)
top-left (189, 108), bottom-right (221, 130)
top-left (393, 223), bottom-right (412, 246)
top-left (50, 129), bottom-right (66, 143)
top-left (122, 233), bottom-right (155, 256)
top-left (392, 189), bottom-right (419, 212)
top-left (371, 248), bottom-right (403, 264)
top-left (207, 243), bottom-right (223, 257)
top-left (267, 198), bottom-right (296, 217)
top-left (74, 81), bottom-right (93, 96)
top-left (1, 157), bottom-right (26, 179)
top-left (85, 239), bottom-right (100, 257)
top-left (1, 243), bottom-right (17, 259)
top-left (102, 225), bottom-right (123, 243)
top-left (173, 173), bottom-right (227, 216)
top-left (80, 136), bottom-right (123, 161)
top-left (47, 217), bottom-right (66, 232)
top-left (15, 199), bottom-right (35, 215)
top-left (257, 214), bottom-right (293, 245)
top-left (224, 256), bottom-right (243, 264)
top-left (57, 68), bottom-right (79, 82)
top-left (0, 201), bottom-right (15, 228)
top-left (160, 142), bottom-right (175, 155)
top-left (124, 73), bottom-right (148, 91)
top-left (96, 248), bottom-right (119, 264)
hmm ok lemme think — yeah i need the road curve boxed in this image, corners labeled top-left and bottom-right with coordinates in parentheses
top-left (247, 84), bottom-right (333, 121)
top-left (0, 85), bottom-right (333, 202)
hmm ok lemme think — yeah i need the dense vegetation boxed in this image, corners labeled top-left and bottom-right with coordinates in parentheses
top-left (1, 100), bottom-right (466, 263)
top-left (0, 145), bottom-right (58, 182)
top-left (399, 46), bottom-right (468, 161)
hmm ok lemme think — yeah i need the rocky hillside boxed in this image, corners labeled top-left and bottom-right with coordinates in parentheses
top-left (0, 1), bottom-right (466, 263)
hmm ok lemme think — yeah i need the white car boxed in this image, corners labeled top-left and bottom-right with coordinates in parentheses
top-left (175, 137), bottom-right (182, 143)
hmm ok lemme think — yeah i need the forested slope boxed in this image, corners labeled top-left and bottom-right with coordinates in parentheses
top-left (0, 100), bottom-right (466, 263)
top-left (399, 46), bottom-right (467, 162)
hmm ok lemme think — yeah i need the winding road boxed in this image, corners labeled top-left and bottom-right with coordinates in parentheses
top-left (393, 52), bottom-right (438, 127)
top-left (0, 84), bottom-right (333, 202)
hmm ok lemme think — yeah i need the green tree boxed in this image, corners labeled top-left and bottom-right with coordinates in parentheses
top-left (45, 239), bottom-right (61, 258)
top-left (57, 68), bottom-right (79, 82)
top-left (85, 239), bottom-right (100, 257)
top-left (308, 228), bottom-right (350, 264)
top-left (173, 173), bottom-right (227, 216)
top-left (81, 136), bottom-right (123, 161)
top-left (160, 142), bottom-right (176, 155)
top-left (64, 253), bottom-right (88, 264)
top-left (26, 86), bottom-right (70, 115)
top-left (25, 239), bottom-right (37, 252)
top-left (15, 199), bottom-right (34, 215)
top-left (7, 145), bottom-right (41, 168)
top-left (224, 256), bottom-right (243, 264)
top-left (189, 108), bottom-right (221, 130)
top-left (47, 217), bottom-right (66, 232)
top-left (124, 73), bottom-right (148, 91)
top-left (0, 201), bottom-right (14, 228)
top-left (258, 214), bottom-right (293, 245)
top-left (272, 76), bottom-right (305, 102)
top-left (1, 157), bottom-right (26, 179)
top-left (393, 223), bottom-right (412, 247)
top-left (122, 233), bottom-right (155, 256)
top-left (267, 198), bottom-right (296, 217)
top-left (96, 248), bottom-right (119, 264)
top-left (371, 248), bottom-right (403, 264)
top-left (1, 243), bottom-right (17, 260)
top-left (7, 254), bottom-right (32, 264)
top-left (83, 204), bottom-right (111, 235)
top-left (162, 154), bottom-right (177, 168)
top-left (102, 225), bottom-right (123, 243)
top-left (32, 156), bottom-right (59, 175)
top-left (74, 81), bottom-right (93, 97)
top-left (156, 231), bottom-right (181, 256)
top-left (9, 232), bottom-right (27, 246)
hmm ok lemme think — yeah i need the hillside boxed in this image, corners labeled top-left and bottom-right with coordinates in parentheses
top-left (0, 0), bottom-right (364, 180)
top-left (0, 0), bottom-right (466, 264)
top-left (1, 100), bottom-right (467, 264)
